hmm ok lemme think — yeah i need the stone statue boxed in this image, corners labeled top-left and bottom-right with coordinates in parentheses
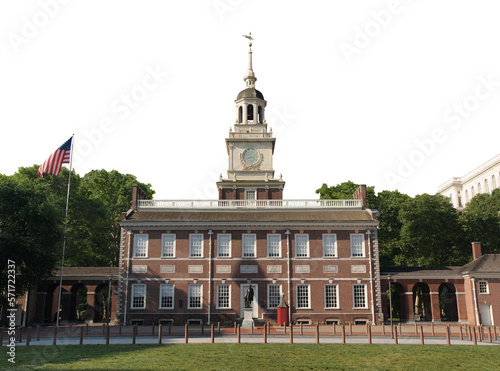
top-left (244, 285), bottom-right (254, 308)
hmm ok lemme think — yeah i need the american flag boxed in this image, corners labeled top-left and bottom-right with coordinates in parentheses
top-left (38, 137), bottom-right (73, 178)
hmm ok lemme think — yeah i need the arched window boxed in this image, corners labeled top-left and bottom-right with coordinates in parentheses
top-left (258, 106), bottom-right (263, 124)
top-left (238, 106), bottom-right (243, 123)
top-left (247, 104), bottom-right (254, 122)
top-left (471, 186), bottom-right (475, 197)
top-left (477, 182), bottom-right (482, 194)
top-left (492, 175), bottom-right (497, 190)
top-left (465, 190), bottom-right (469, 204)
top-left (484, 179), bottom-right (489, 194)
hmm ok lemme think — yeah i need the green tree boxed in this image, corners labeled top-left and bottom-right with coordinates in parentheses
top-left (0, 174), bottom-right (62, 298)
top-left (80, 170), bottom-right (155, 266)
top-left (460, 188), bottom-right (500, 255)
top-left (396, 194), bottom-right (467, 266)
top-left (315, 181), bottom-right (377, 207)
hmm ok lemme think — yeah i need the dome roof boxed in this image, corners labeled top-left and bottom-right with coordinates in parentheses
top-left (236, 87), bottom-right (264, 101)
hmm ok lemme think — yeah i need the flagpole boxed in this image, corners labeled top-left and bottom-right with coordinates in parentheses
top-left (55, 134), bottom-right (74, 328)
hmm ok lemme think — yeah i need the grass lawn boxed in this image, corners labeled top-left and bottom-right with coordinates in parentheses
top-left (3, 344), bottom-right (500, 370)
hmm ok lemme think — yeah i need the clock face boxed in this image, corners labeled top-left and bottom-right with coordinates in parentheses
top-left (242, 148), bottom-right (260, 165)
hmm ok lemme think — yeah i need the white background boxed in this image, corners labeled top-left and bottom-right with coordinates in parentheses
top-left (1, 0), bottom-right (499, 199)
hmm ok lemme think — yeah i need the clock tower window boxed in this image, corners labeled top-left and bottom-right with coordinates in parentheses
top-left (238, 106), bottom-right (243, 123)
top-left (247, 104), bottom-right (254, 122)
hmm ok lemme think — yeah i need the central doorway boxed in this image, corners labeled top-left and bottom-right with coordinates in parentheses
top-left (240, 284), bottom-right (258, 318)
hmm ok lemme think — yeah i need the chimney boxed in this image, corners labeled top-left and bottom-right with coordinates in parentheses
top-left (471, 242), bottom-right (482, 260)
top-left (131, 184), bottom-right (148, 211)
top-left (353, 184), bottom-right (367, 209)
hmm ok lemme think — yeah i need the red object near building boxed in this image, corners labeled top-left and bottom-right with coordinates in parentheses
top-left (277, 301), bottom-right (289, 326)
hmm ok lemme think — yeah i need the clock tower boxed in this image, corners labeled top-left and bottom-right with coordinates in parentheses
top-left (217, 34), bottom-right (285, 201)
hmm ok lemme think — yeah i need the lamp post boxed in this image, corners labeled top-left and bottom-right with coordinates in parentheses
top-left (388, 274), bottom-right (393, 339)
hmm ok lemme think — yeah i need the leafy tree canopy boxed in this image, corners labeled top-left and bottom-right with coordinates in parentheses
top-left (315, 181), bottom-right (377, 208)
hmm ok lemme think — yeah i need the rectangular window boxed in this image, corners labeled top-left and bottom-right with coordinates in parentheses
top-left (159, 284), bottom-right (174, 309)
top-left (217, 284), bottom-right (230, 308)
top-left (217, 234), bottom-right (232, 258)
top-left (133, 234), bottom-right (148, 258)
top-left (245, 189), bottom-right (256, 200)
top-left (188, 284), bottom-right (202, 309)
top-left (131, 284), bottom-right (146, 309)
top-left (267, 234), bottom-right (281, 258)
top-left (295, 234), bottom-right (309, 257)
top-left (350, 234), bottom-right (365, 257)
top-left (296, 284), bottom-right (310, 309)
top-left (323, 234), bottom-right (337, 257)
top-left (268, 284), bottom-right (282, 309)
top-left (189, 234), bottom-right (204, 257)
top-left (242, 233), bottom-right (256, 258)
top-left (479, 280), bottom-right (489, 294)
top-left (325, 284), bottom-right (339, 309)
top-left (353, 284), bottom-right (367, 308)
top-left (161, 234), bottom-right (176, 258)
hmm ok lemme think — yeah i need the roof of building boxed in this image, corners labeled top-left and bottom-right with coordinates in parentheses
top-left (461, 254), bottom-right (500, 273)
top-left (236, 87), bottom-right (264, 100)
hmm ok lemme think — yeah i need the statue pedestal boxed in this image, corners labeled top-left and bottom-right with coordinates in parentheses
top-left (241, 308), bottom-right (254, 328)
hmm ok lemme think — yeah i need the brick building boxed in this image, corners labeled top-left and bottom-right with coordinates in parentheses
top-left (116, 39), bottom-right (383, 326)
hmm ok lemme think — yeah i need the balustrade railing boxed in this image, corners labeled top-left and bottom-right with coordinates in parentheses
top-left (136, 199), bottom-right (362, 209)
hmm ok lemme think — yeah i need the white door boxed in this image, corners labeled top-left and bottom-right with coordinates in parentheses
top-left (480, 304), bottom-right (493, 326)
top-left (240, 284), bottom-right (258, 318)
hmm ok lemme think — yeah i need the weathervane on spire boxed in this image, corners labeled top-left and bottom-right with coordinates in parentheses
top-left (243, 32), bottom-right (254, 47)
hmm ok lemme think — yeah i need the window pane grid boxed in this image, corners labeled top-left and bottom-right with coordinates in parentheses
top-left (161, 234), bottom-right (175, 257)
top-left (268, 284), bottom-right (281, 308)
top-left (242, 234), bottom-right (256, 257)
top-left (353, 284), bottom-right (366, 308)
top-left (267, 234), bottom-right (281, 257)
top-left (217, 284), bottom-right (230, 308)
top-left (217, 234), bottom-right (231, 257)
top-left (132, 284), bottom-right (146, 309)
top-left (190, 234), bottom-right (203, 257)
top-left (295, 234), bottom-right (309, 257)
top-left (351, 234), bottom-right (364, 257)
top-left (189, 284), bottom-right (202, 308)
top-left (325, 284), bottom-right (338, 308)
top-left (160, 284), bottom-right (174, 309)
top-left (134, 235), bottom-right (148, 257)
top-left (296, 284), bottom-right (310, 308)
top-left (323, 234), bottom-right (337, 257)
top-left (479, 281), bottom-right (488, 294)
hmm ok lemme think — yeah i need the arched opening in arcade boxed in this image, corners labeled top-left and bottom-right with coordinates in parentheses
top-left (412, 283), bottom-right (432, 321)
top-left (439, 282), bottom-right (458, 321)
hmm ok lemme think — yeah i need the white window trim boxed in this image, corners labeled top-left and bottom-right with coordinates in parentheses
top-left (133, 234), bottom-right (148, 258)
top-left (217, 233), bottom-right (232, 258)
top-left (131, 284), bottom-right (146, 309)
top-left (267, 284), bottom-right (282, 309)
top-left (189, 233), bottom-right (204, 258)
top-left (322, 234), bottom-right (337, 258)
top-left (245, 188), bottom-right (257, 200)
top-left (161, 233), bottom-right (176, 258)
top-left (267, 233), bottom-right (282, 258)
top-left (324, 284), bottom-right (339, 309)
top-left (296, 284), bottom-right (311, 309)
top-left (478, 280), bottom-right (489, 294)
top-left (216, 284), bottom-right (231, 309)
top-left (353, 284), bottom-right (368, 309)
top-left (188, 284), bottom-right (203, 309)
top-left (350, 233), bottom-right (366, 258)
top-left (242, 233), bottom-right (257, 258)
top-left (159, 284), bottom-right (175, 309)
top-left (295, 234), bottom-right (310, 258)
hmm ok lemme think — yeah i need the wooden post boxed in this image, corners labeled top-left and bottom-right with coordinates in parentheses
top-left (366, 323), bottom-right (369, 335)
top-left (237, 325), bottom-right (241, 344)
top-left (394, 326), bottom-right (398, 344)
top-left (211, 323), bottom-right (214, 344)
top-left (472, 327), bottom-right (477, 345)
top-left (284, 322), bottom-right (287, 335)
top-left (251, 321), bottom-right (254, 334)
top-left (119, 324), bottom-right (122, 336)
top-left (151, 323), bottom-right (155, 336)
top-left (333, 323), bottom-right (336, 335)
top-left (80, 326), bottom-right (84, 345)
top-left (468, 326), bottom-right (472, 341)
top-left (263, 324), bottom-right (267, 343)
top-left (218, 322), bottom-right (221, 335)
top-left (420, 326), bottom-right (424, 345)
top-left (488, 327), bottom-right (492, 343)
top-left (158, 324), bottom-right (162, 344)
top-left (169, 322), bottom-right (172, 335)
top-left (201, 323), bottom-right (204, 335)
top-left (26, 327), bottom-right (32, 346)
top-left (349, 323), bottom-right (352, 335)
top-left (342, 325), bottom-right (346, 344)
top-left (446, 325), bottom-right (450, 345)
top-left (52, 326), bottom-right (57, 345)
top-left (398, 322), bottom-right (401, 335)
top-left (86, 323), bottom-right (89, 335)
top-left (37, 325), bottom-right (41, 341)
top-left (382, 324), bottom-right (385, 336)
top-left (367, 324), bottom-right (372, 344)
top-left (185, 324), bottom-right (189, 344)
top-left (132, 325), bottom-right (137, 345)
top-left (18, 327), bottom-right (23, 343)
top-left (290, 323), bottom-right (293, 344)
top-left (102, 323), bottom-right (106, 335)
top-left (69, 325), bottom-right (72, 338)
top-left (494, 326), bottom-right (498, 341)
top-left (459, 326), bottom-right (463, 341)
top-left (234, 322), bottom-right (237, 334)
top-left (267, 322), bottom-right (271, 335)
top-left (415, 323), bottom-right (418, 336)
top-left (300, 322), bottom-right (303, 335)
top-left (316, 324), bottom-right (319, 344)
top-left (106, 324), bottom-right (110, 345)
top-left (431, 323), bottom-right (435, 336)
